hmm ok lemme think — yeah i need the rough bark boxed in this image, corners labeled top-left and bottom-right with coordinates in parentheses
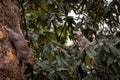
top-left (0, 0), bottom-right (25, 80)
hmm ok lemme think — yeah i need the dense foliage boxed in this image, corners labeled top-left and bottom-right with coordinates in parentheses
top-left (17, 0), bottom-right (120, 80)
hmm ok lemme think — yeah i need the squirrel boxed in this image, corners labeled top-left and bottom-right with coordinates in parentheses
top-left (4, 26), bottom-right (35, 65)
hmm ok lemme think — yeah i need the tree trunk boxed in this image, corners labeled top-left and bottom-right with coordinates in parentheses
top-left (0, 0), bottom-right (25, 80)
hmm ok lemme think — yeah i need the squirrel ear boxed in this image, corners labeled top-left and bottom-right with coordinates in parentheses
top-left (4, 26), bottom-right (9, 32)
top-left (29, 54), bottom-right (35, 58)
top-left (28, 54), bottom-right (35, 65)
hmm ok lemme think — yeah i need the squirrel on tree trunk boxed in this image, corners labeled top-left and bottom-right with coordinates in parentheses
top-left (4, 26), bottom-right (35, 65)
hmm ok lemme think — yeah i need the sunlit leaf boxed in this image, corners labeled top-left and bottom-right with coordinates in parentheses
top-left (57, 68), bottom-right (68, 71)
top-left (85, 55), bottom-right (91, 67)
top-left (48, 52), bottom-right (55, 62)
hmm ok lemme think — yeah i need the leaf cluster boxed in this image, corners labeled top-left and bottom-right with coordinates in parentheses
top-left (17, 0), bottom-right (120, 80)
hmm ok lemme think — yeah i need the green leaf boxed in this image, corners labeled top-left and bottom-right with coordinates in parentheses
top-left (61, 48), bottom-right (71, 58)
top-left (75, 22), bottom-right (82, 29)
top-left (61, 58), bottom-right (69, 67)
top-left (96, 47), bottom-right (104, 63)
top-left (51, 61), bottom-right (57, 65)
top-left (56, 56), bottom-right (62, 66)
top-left (111, 65), bottom-right (117, 72)
top-left (109, 46), bottom-right (120, 56)
top-left (56, 16), bottom-right (63, 23)
top-left (86, 49), bottom-right (94, 58)
top-left (48, 70), bottom-right (55, 76)
top-left (81, 64), bottom-right (90, 72)
top-left (107, 55), bottom-right (114, 66)
top-left (89, 47), bottom-right (97, 56)
top-left (103, 45), bottom-right (110, 53)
